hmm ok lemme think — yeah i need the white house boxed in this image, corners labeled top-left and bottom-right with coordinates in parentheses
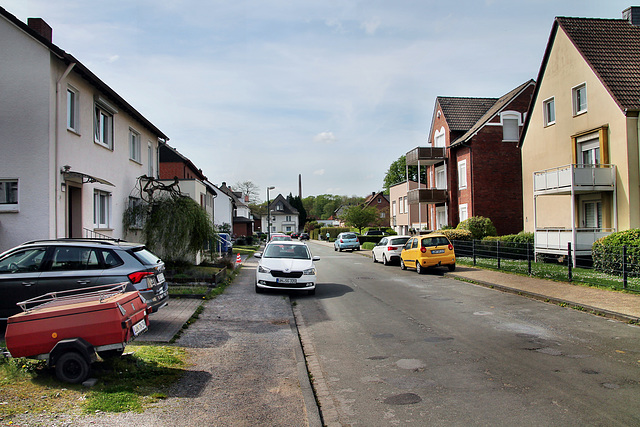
top-left (0, 8), bottom-right (168, 251)
top-left (263, 194), bottom-right (300, 234)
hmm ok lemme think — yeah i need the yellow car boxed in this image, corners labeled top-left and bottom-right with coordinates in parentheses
top-left (400, 233), bottom-right (456, 274)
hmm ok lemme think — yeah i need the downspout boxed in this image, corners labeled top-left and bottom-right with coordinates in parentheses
top-left (55, 62), bottom-right (76, 238)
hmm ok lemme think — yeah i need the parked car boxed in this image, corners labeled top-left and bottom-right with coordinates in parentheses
top-left (270, 234), bottom-right (292, 242)
top-left (371, 235), bottom-right (411, 265)
top-left (364, 230), bottom-right (385, 236)
top-left (0, 239), bottom-right (168, 320)
top-left (254, 241), bottom-right (320, 295)
top-left (334, 232), bottom-right (360, 252)
top-left (290, 233), bottom-right (299, 239)
top-left (400, 233), bottom-right (456, 274)
top-left (299, 232), bottom-right (310, 241)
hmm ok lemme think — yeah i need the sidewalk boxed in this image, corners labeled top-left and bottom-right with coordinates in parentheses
top-left (309, 239), bottom-right (640, 324)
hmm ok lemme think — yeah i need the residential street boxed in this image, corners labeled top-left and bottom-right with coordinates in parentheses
top-left (294, 241), bottom-right (640, 426)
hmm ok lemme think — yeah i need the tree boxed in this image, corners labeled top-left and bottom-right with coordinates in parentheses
top-left (343, 205), bottom-right (378, 234)
top-left (383, 155), bottom-right (428, 192)
top-left (233, 180), bottom-right (261, 203)
top-left (287, 193), bottom-right (307, 229)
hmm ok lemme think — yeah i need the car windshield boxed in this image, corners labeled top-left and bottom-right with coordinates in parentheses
top-left (391, 237), bottom-right (410, 246)
top-left (264, 244), bottom-right (310, 259)
top-left (342, 233), bottom-right (357, 239)
top-left (271, 235), bottom-right (291, 241)
top-left (421, 237), bottom-right (450, 247)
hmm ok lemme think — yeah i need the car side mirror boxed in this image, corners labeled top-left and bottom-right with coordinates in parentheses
top-left (312, 256), bottom-right (320, 261)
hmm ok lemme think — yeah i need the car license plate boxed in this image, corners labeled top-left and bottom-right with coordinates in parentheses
top-left (431, 249), bottom-right (445, 254)
top-left (132, 319), bottom-right (147, 336)
top-left (276, 278), bottom-right (297, 284)
top-left (156, 273), bottom-right (165, 284)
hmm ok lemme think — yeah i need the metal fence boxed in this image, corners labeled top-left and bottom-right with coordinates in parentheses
top-left (451, 240), bottom-right (640, 293)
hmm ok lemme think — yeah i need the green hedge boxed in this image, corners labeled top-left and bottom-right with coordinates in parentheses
top-left (319, 227), bottom-right (350, 241)
top-left (362, 242), bottom-right (376, 250)
top-left (441, 229), bottom-right (473, 241)
top-left (593, 229), bottom-right (640, 275)
top-left (483, 231), bottom-right (533, 244)
top-left (456, 216), bottom-right (497, 240)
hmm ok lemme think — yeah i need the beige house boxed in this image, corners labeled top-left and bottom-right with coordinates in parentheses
top-left (389, 181), bottom-right (428, 235)
top-left (520, 8), bottom-right (640, 260)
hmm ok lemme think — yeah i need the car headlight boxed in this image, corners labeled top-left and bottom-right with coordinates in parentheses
top-left (258, 265), bottom-right (271, 273)
top-left (303, 267), bottom-right (316, 275)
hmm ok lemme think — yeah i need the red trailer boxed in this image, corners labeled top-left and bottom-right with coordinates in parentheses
top-left (4, 283), bottom-right (149, 383)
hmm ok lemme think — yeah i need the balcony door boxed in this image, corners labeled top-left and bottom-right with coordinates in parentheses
top-left (579, 137), bottom-right (600, 166)
top-left (583, 200), bottom-right (602, 229)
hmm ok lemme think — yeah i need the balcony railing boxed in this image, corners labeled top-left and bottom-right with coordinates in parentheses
top-left (533, 164), bottom-right (615, 195)
top-left (407, 188), bottom-right (447, 204)
top-left (535, 228), bottom-right (614, 253)
top-left (406, 146), bottom-right (447, 166)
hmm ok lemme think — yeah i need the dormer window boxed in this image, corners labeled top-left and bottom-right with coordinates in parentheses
top-left (276, 202), bottom-right (283, 211)
top-left (501, 111), bottom-right (521, 142)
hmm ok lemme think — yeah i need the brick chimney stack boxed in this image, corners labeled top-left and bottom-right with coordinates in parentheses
top-left (27, 18), bottom-right (52, 42)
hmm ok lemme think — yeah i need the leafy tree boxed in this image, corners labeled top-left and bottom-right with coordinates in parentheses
top-left (233, 180), bottom-right (261, 203)
top-left (287, 193), bottom-right (307, 229)
top-left (343, 205), bottom-right (378, 233)
top-left (383, 155), bottom-right (428, 192)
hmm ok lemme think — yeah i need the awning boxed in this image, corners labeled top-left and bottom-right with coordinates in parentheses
top-left (61, 168), bottom-right (115, 187)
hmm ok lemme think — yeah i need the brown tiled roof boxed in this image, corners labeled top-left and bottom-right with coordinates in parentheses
top-left (437, 97), bottom-right (497, 131)
top-left (557, 16), bottom-right (640, 111)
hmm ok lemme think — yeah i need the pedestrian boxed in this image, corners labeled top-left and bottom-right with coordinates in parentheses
top-left (326, 232), bottom-right (330, 241)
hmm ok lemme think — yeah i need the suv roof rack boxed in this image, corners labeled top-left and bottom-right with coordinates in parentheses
top-left (22, 238), bottom-right (126, 246)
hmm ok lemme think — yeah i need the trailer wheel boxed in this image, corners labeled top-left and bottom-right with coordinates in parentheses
top-left (97, 349), bottom-right (124, 360)
top-left (55, 351), bottom-right (90, 384)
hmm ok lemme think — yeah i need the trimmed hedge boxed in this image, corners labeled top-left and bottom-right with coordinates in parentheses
top-left (456, 216), bottom-right (497, 240)
top-left (593, 229), bottom-right (640, 275)
top-left (362, 242), bottom-right (376, 250)
top-left (441, 229), bottom-right (473, 241)
top-left (483, 231), bottom-right (533, 244)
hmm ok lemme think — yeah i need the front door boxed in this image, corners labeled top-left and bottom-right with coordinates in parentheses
top-left (68, 185), bottom-right (82, 238)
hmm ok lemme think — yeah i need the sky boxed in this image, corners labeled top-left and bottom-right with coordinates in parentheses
top-left (2, 0), bottom-right (634, 201)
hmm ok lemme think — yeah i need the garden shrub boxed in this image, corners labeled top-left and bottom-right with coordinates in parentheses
top-left (456, 216), bottom-right (497, 240)
top-left (362, 242), bottom-right (376, 250)
top-left (592, 229), bottom-right (640, 275)
top-left (440, 229), bottom-right (473, 241)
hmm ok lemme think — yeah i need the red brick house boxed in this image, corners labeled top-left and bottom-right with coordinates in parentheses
top-left (408, 80), bottom-right (535, 235)
top-left (362, 191), bottom-right (390, 228)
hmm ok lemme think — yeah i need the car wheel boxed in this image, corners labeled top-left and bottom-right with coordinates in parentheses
top-left (55, 351), bottom-right (90, 384)
top-left (307, 288), bottom-right (316, 296)
top-left (356, 247), bottom-right (360, 251)
top-left (372, 253), bottom-right (377, 263)
top-left (382, 255), bottom-right (389, 266)
top-left (448, 263), bottom-right (456, 272)
top-left (334, 246), bottom-right (337, 251)
top-left (339, 248), bottom-right (343, 252)
top-left (416, 262), bottom-right (423, 274)
top-left (97, 349), bottom-right (124, 360)
top-left (255, 284), bottom-right (263, 293)
top-left (400, 259), bottom-right (406, 270)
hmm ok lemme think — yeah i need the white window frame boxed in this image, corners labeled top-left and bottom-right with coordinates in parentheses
top-left (457, 160), bottom-right (467, 190)
top-left (129, 128), bottom-right (141, 163)
top-left (436, 206), bottom-right (447, 230)
top-left (500, 111), bottom-right (521, 142)
top-left (434, 126), bottom-right (446, 147)
top-left (67, 86), bottom-right (79, 133)
top-left (0, 179), bottom-right (19, 212)
top-left (403, 196), bottom-right (408, 213)
top-left (94, 190), bottom-right (111, 229)
top-left (94, 97), bottom-right (117, 150)
top-left (572, 83), bottom-right (587, 116)
top-left (398, 198), bottom-right (403, 214)
top-left (392, 201), bottom-right (396, 217)
top-left (583, 200), bottom-right (602, 229)
top-left (459, 204), bottom-right (468, 223)
top-left (543, 97), bottom-right (555, 127)
top-left (147, 142), bottom-right (154, 177)
top-left (435, 165), bottom-right (446, 190)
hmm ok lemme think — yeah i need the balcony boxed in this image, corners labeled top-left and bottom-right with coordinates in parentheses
top-left (535, 228), bottom-right (614, 254)
top-left (533, 164), bottom-right (616, 195)
top-left (406, 147), bottom-right (447, 166)
top-left (407, 188), bottom-right (447, 204)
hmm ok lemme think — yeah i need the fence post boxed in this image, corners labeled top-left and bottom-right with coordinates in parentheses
top-left (567, 242), bottom-right (573, 282)
top-left (497, 240), bottom-right (501, 270)
top-left (473, 239), bottom-right (476, 266)
top-left (527, 242), bottom-right (532, 276)
top-left (623, 245), bottom-right (628, 290)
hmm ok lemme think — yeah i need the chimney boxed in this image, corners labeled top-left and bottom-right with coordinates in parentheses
top-left (27, 18), bottom-right (52, 43)
top-left (623, 7), bottom-right (640, 26)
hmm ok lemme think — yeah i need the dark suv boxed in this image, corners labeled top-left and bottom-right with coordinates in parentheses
top-left (0, 239), bottom-right (168, 320)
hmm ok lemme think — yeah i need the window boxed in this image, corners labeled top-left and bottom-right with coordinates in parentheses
top-left (583, 201), bottom-right (602, 229)
top-left (435, 166), bottom-right (446, 190)
top-left (94, 190), bottom-right (111, 228)
top-left (459, 204), bottom-right (468, 222)
top-left (67, 87), bottom-right (79, 132)
top-left (434, 127), bottom-right (446, 147)
top-left (51, 247), bottom-right (101, 271)
top-left (572, 83), bottom-right (587, 115)
top-left (579, 137), bottom-right (600, 166)
top-left (129, 129), bottom-right (141, 163)
top-left (501, 111), bottom-right (521, 142)
top-left (392, 201), bottom-right (396, 216)
top-left (276, 203), bottom-right (283, 211)
top-left (147, 142), bottom-right (154, 177)
top-left (378, 197), bottom-right (381, 203)
top-left (128, 197), bottom-right (144, 229)
top-left (457, 160), bottom-right (467, 190)
top-left (543, 97), bottom-right (555, 126)
top-left (286, 226), bottom-right (291, 232)
top-left (0, 248), bottom-right (46, 273)
top-left (403, 197), bottom-right (408, 213)
top-left (286, 215), bottom-right (292, 221)
top-left (398, 198), bottom-right (403, 214)
top-left (436, 206), bottom-right (447, 230)
top-left (94, 105), bottom-right (113, 148)
top-left (0, 179), bottom-right (18, 212)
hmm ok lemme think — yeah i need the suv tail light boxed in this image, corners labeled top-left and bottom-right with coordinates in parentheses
top-left (128, 271), bottom-right (154, 285)
top-left (387, 246), bottom-right (397, 251)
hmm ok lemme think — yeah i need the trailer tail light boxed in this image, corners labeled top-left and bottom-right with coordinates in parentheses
top-left (128, 271), bottom-right (154, 286)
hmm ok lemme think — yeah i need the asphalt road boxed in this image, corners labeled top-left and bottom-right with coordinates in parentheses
top-left (294, 241), bottom-right (640, 426)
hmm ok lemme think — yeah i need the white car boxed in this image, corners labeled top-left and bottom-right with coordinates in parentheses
top-left (254, 241), bottom-right (320, 295)
top-left (371, 235), bottom-right (411, 265)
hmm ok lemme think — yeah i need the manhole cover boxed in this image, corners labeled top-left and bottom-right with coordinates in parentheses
top-left (384, 393), bottom-right (422, 405)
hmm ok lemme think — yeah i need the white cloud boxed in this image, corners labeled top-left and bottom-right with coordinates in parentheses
top-left (313, 169), bottom-right (325, 176)
top-left (361, 17), bottom-right (381, 35)
top-left (314, 132), bottom-right (336, 144)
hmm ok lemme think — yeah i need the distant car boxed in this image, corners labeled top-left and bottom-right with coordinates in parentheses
top-left (270, 234), bottom-right (292, 242)
top-left (334, 232), bottom-right (360, 252)
top-left (400, 233), bottom-right (456, 274)
top-left (0, 239), bottom-right (168, 320)
top-left (371, 235), bottom-right (411, 265)
top-left (299, 232), bottom-right (310, 241)
top-left (290, 233), bottom-right (299, 239)
top-left (364, 230), bottom-right (385, 236)
top-left (254, 241), bottom-right (320, 295)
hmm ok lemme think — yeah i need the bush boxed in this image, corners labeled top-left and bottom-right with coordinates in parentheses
top-left (362, 242), bottom-right (376, 250)
top-left (441, 229), bottom-right (473, 241)
top-left (593, 229), bottom-right (640, 275)
top-left (483, 231), bottom-right (533, 244)
top-left (456, 216), bottom-right (497, 240)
